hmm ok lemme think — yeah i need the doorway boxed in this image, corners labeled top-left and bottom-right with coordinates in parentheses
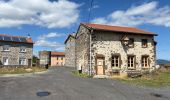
top-left (96, 54), bottom-right (105, 75)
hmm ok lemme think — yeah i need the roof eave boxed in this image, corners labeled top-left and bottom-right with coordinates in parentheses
top-left (91, 28), bottom-right (157, 36)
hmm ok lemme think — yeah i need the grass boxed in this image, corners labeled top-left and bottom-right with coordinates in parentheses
top-left (120, 72), bottom-right (170, 88)
top-left (72, 71), bottom-right (91, 78)
top-left (0, 67), bottom-right (47, 74)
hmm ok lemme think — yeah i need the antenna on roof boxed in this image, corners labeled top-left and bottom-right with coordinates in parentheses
top-left (87, 0), bottom-right (94, 23)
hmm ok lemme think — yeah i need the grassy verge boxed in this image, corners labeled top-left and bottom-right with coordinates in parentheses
top-left (72, 71), bottom-right (91, 78)
top-left (0, 67), bottom-right (47, 74)
top-left (120, 72), bottom-right (170, 88)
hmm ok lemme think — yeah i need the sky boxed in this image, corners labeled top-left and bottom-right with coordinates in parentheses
top-left (0, 0), bottom-right (170, 60)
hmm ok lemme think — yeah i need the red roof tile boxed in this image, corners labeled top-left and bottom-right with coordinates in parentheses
top-left (82, 23), bottom-right (157, 36)
top-left (51, 52), bottom-right (65, 56)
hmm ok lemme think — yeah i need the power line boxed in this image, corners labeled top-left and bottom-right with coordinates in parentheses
top-left (87, 0), bottom-right (94, 23)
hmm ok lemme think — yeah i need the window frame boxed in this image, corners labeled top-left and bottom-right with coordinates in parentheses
top-left (141, 55), bottom-right (150, 68)
top-left (3, 57), bottom-right (9, 65)
top-left (127, 55), bottom-right (135, 69)
top-left (128, 38), bottom-right (134, 48)
top-left (20, 46), bottom-right (27, 53)
top-left (142, 39), bottom-right (148, 48)
top-left (19, 58), bottom-right (27, 65)
top-left (111, 55), bottom-right (121, 68)
top-left (61, 57), bottom-right (63, 60)
top-left (3, 45), bottom-right (10, 51)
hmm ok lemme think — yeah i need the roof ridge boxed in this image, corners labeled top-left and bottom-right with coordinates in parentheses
top-left (83, 23), bottom-right (148, 31)
top-left (81, 23), bottom-right (157, 36)
top-left (0, 34), bottom-right (27, 38)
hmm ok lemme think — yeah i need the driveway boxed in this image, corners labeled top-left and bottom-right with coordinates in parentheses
top-left (0, 67), bottom-right (169, 100)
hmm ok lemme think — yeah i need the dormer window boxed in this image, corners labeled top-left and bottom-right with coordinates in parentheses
top-left (3, 45), bottom-right (10, 51)
top-left (20, 47), bottom-right (26, 52)
top-left (142, 39), bottom-right (148, 48)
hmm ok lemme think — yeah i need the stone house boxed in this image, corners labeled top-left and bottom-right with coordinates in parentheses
top-left (39, 51), bottom-right (51, 66)
top-left (64, 33), bottom-right (76, 67)
top-left (75, 23), bottom-right (157, 76)
top-left (39, 51), bottom-right (65, 66)
top-left (0, 34), bottom-right (33, 66)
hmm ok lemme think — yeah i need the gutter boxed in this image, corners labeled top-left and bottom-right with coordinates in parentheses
top-left (89, 29), bottom-right (93, 76)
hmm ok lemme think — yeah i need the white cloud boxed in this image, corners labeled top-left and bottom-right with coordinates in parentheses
top-left (39, 32), bottom-right (65, 40)
top-left (35, 32), bottom-right (65, 51)
top-left (88, 4), bottom-right (99, 11)
top-left (92, 1), bottom-right (170, 27)
top-left (0, 0), bottom-right (80, 28)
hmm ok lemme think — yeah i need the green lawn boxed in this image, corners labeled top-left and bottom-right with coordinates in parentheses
top-left (72, 71), bottom-right (91, 78)
top-left (120, 72), bottom-right (170, 87)
top-left (0, 67), bottom-right (47, 74)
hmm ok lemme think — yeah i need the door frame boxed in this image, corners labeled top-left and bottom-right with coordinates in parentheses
top-left (95, 54), bottom-right (105, 75)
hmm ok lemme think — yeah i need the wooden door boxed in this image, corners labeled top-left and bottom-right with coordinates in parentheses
top-left (97, 58), bottom-right (104, 75)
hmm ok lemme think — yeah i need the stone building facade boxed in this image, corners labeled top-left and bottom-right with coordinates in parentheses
top-left (64, 34), bottom-right (76, 67)
top-left (0, 34), bottom-right (33, 66)
top-left (75, 23), bottom-right (157, 76)
top-left (39, 51), bottom-right (51, 66)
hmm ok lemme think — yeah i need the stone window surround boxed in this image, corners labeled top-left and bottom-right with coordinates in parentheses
top-left (111, 54), bottom-right (121, 68)
top-left (128, 38), bottom-right (134, 48)
top-left (3, 45), bottom-right (10, 51)
top-left (141, 55), bottom-right (150, 68)
top-left (127, 55), bottom-right (136, 70)
top-left (142, 39), bottom-right (148, 48)
top-left (19, 58), bottom-right (27, 65)
top-left (20, 46), bottom-right (27, 53)
top-left (2, 57), bottom-right (9, 65)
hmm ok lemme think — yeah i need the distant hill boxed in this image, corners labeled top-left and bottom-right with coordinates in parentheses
top-left (157, 59), bottom-right (170, 64)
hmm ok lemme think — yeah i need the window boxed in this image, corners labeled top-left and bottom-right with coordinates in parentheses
top-left (3, 45), bottom-right (10, 51)
top-left (128, 38), bottom-right (134, 47)
top-left (3, 57), bottom-right (9, 65)
top-left (56, 57), bottom-right (58, 60)
top-left (142, 39), bottom-right (148, 47)
top-left (20, 47), bottom-right (26, 52)
top-left (19, 58), bottom-right (26, 65)
top-left (111, 55), bottom-right (120, 67)
top-left (128, 56), bottom-right (135, 68)
top-left (61, 57), bottom-right (63, 60)
top-left (142, 56), bottom-right (149, 68)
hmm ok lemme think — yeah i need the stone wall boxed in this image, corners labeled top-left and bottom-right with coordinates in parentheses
top-left (39, 51), bottom-right (51, 65)
top-left (65, 36), bottom-right (76, 67)
top-left (0, 42), bottom-right (33, 65)
top-left (91, 31), bottom-right (156, 75)
top-left (75, 25), bottom-right (90, 73)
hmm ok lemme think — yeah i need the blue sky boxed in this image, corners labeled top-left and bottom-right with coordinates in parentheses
top-left (0, 0), bottom-right (170, 60)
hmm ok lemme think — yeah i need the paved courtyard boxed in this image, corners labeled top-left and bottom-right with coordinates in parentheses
top-left (0, 67), bottom-right (169, 100)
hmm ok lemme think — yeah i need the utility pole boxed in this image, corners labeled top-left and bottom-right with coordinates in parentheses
top-left (88, 0), bottom-right (94, 76)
